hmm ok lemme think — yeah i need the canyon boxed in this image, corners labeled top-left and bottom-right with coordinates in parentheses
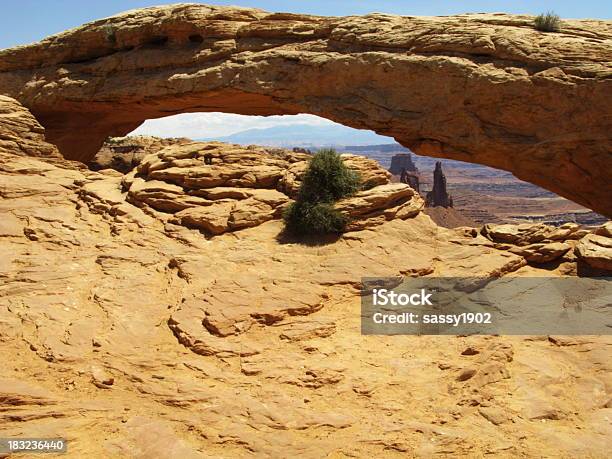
top-left (354, 145), bottom-right (608, 226)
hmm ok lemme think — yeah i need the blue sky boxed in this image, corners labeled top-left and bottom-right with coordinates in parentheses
top-left (1, 1), bottom-right (609, 140)
top-left (1, 0), bottom-right (610, 49)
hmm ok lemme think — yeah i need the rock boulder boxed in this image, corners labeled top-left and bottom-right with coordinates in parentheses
top-left (0, 95), bottom-right (61, 159)
top-left (575, 234), bottom-right (612, 271)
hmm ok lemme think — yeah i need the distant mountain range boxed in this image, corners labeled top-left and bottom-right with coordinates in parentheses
top-left (201, 123), bottom-right (393, 147)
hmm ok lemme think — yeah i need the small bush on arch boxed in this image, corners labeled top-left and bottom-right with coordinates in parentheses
top-left (534, 11), bottom-right (561, 32)
top-left (283, 148), bottom-right (361, 236)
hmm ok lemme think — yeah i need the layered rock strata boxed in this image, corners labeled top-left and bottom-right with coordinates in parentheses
top-left (0, 95), bottom-right (61, 159)
top-left (89, 135), bottom-right (191, 172)
top-left (124, 141), bottom-right (421, 235)
top-left (479, 221), bottom-right (612, 270)
top-left (0, 5), bottom-right (610, 215)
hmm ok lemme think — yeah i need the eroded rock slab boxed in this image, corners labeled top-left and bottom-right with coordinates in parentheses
top-left (0, 95), bottom-right (61, 159)
top-left (0, 6), bottom-right (610, 215)
top-left (124, 141), bottom-right (423, 235)
top-left (482, 222), bottom-right (584, 246)
top-left (508, 242), bottom-right (571, 264)
top-left (575, 234), bottom-right (612, 270)
top-left (1, 97), bottom-right (611, 457)
top-left (337, 183), bottom-right (424, 231)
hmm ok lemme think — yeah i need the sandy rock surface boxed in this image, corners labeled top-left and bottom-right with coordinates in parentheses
top-left (0, 95), bottom-right (611, 457)
top-left (123, 141), bottom-right (423, 235)
top-left (478, 221), bottom-right (612, 271)
top-left (89, 135), bottom-right (191, 173)
top-left (575, 233), bottom-right (612, 270)
top-left (0, 95), bottom-right (61, 159)
top-left (482, 222), bottom-right (586, 246)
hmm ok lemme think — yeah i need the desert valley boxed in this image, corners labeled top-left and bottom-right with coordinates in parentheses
top-left (344, 144), bottom-right (607, 227)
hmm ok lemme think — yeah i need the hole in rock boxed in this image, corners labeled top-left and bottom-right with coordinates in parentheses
top-left (88, 112), bottom-right (607, 229)
top-left (148, 35), bottom-right (168, 46)
top-left (188, 34), bottom-right (204, 43)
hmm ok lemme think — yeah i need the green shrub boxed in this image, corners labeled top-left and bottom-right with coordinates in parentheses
top-left (283, 201), bottom-right (347, 236)
top-left (297, 148), bottom-right (361, 203)
top-left (282, 148), bottom-right (360, 236)
top-left (534, 12), bottom-right (561, 32)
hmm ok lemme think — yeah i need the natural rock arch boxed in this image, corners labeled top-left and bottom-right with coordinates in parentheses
top-left (0, 4), bottom-right (610, 216)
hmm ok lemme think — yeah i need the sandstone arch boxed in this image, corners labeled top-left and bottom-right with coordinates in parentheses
top-left (0, 4), bottom-right (610, 216)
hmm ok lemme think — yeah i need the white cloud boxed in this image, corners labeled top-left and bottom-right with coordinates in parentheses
top-left (130, 113), bottom-right (337, 139)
